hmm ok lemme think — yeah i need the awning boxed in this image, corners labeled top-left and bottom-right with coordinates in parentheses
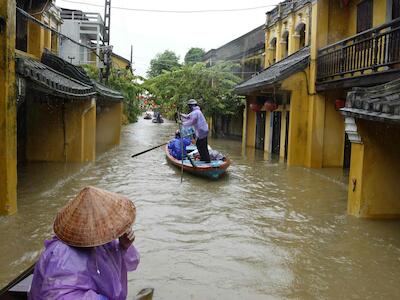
top-left (341, 78), bottom-right (400, 123)
top-left (235, 46), bottom-right (310, 94)
top-left (16, 54), bottom-right (95, 99)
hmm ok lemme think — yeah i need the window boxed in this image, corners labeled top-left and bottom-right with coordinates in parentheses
top-left (393, 0), bottom-right (400, 20)
top-left (270, 38), bottom-right (277, 64)
top-left (357, 0), bottom-right (373, 33)
top-left (296, 23), bottom-right (306, 49)
top-left (282, 31), bottom-right (289, 58)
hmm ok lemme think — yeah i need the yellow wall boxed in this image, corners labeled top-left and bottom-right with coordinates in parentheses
top-left (27, 15), bottom-right (45, 58)
top-left (265, 3), bottom-right (311, 68)
top-left (326, 0), bottom-right (389, 45)
top-left (96, 102), bottom-right (123, 153)
top-left (348, 120), bottom-right (400, 218)
top-left (279, 109), bottom-right (287, 158)
top-left (0, 0), bottom-right (17, 215)
top-left (322, 93), bottom-right (345, 167)
top-left (26, 99), bottom-right (96, 162)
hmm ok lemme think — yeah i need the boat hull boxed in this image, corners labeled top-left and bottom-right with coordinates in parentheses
top-left (165, 146), bottom-right (230, 180)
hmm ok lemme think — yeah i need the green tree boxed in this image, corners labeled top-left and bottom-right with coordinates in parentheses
top-left (144, 62), bottom-right (244, 119)
top-left (83, 64), bottom-right (144, 123)
top-left (184, 47), bottom-right (205, 65)
top-left (147, 50), bottom-right (181, 78)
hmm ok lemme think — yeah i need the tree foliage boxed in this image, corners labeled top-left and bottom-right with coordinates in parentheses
top-left (147, 50), bottom-right (181, 78)
top-left (144, 62), bottom-right (244, 119)
top-left (184, 47), bottom-right (205, 65)
top-left (83, 65), bottom-right (144, 123)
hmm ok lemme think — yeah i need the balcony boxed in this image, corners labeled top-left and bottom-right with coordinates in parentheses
top-left (316, 18), bottom-right (400, 91)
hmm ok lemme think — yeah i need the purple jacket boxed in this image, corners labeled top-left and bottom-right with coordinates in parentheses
top-left (182, 106), bottom-right (209, 139)
top-left (28, 237), bottom-right (140, 300)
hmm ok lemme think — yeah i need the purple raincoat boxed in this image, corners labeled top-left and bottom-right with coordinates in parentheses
top-left (182, 106), bottom-right (208, 139)
top-left (28, 237), bottom-right (140, 300)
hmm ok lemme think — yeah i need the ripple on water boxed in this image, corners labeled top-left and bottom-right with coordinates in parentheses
top-left (1, 119), bottom-right (400, 299)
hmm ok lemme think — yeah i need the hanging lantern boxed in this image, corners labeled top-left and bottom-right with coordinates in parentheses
top-left (250, 103), bottom-right (263, 112)
top-left (335, 99), bottom-right (346, 110)
top-left (264, 102), bottom-right (278, 112)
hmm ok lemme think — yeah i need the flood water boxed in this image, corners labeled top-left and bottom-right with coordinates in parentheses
top-left (1, 119), bottom-right (400, 299)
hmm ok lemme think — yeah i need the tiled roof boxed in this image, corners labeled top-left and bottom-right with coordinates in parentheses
top-left (42, 51), bottom-right (93, 85)
top-left (16, 54), bottom-right (96, 99)
top-left (93, 81), bottom-right (124, 101)
top-left (41, 51), bottom-right (123, 101)
top-left (235, 46), bottom-right (310, 94)
top-left (341, 78), bottom-right (400, 123)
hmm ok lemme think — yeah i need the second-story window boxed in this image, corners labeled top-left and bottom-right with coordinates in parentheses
top-left (393, 0), bottom-right (400, 19)
top-left (282, 31), bottom-right (289, 58)
top-left (357, 0), bottom-right (373, 33)
top-left (270, 38), bottom-right (277, 64)
top-left (296, 23), bottom-right (306, 49)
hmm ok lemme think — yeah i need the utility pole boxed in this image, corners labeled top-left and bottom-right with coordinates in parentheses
top-left (103, 0), bottom-right (111, 46)
top-left (101, 0), bottom-right (112, 83)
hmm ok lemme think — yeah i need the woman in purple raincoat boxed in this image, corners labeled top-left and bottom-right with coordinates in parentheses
top-left (28, 186), bottom-right (139, 300)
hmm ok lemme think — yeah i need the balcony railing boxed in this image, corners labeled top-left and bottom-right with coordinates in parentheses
top-left (317, 18), bottom-right (400, 83)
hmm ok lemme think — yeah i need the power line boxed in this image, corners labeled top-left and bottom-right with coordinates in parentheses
top-left (58, 0), bottom-right (278, 13)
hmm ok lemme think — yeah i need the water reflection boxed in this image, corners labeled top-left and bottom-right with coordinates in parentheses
top-left (1, 119), bottom-right (400, 299)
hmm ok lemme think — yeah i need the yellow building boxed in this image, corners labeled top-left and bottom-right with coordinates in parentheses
top-left (0, 0), bottom-right (124, 215)
top-left (238, 0), bottom-right (400, 218)
top-left (111, 52), bottom-right (131, 70)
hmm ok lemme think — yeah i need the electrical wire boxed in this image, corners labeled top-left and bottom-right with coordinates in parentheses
top-left (58, 0), bottom-right (280, 13)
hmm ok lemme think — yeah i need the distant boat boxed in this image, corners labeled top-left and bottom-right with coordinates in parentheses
top-left (165, 144), bottom-right (231, 180)
top-left (143, 112), bottom-right (152, 119)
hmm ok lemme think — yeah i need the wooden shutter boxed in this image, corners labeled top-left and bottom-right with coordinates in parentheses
top-left (357, 0), bottom-right (373, 33)
top-left (393, 0), bottom-right (400, 20)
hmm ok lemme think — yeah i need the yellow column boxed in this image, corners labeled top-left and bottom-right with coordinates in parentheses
top-left (305, 0), bottom-right (329, 168)
top-left (246, 106), bottom-right (256, 148)
top-left (241, 101), bottom-right (248, 151)
top-left (264, 111), bottom-right (271, 152)
top-left (347, 143), bottom-right (364, 216)
top-left (279, 110), bottom-right (287, 158)
top-left (0, 0), bottom-right (17, 215)
top-left (27, 14), bottom-right (44, 58)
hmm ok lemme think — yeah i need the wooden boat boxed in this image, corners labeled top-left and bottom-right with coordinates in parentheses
top-left (165, 145), bottom-right (231, 180)
top-left (0, 263), bottom-right (154, 300)
top-left (0, 263), bottom-right (34, 300)
top-left (152, 117), bottom-right (164, 123)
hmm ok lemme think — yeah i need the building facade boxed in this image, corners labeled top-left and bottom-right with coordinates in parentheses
top-left (204, 25), bottom-right (265, 139)
top-left (238, 0), bottom-right (400, 218)
top-left (0, 0), bottom-right (124, 215)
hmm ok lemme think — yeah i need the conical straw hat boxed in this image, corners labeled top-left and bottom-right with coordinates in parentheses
top-left (54, 186), bottom-right (136, 247)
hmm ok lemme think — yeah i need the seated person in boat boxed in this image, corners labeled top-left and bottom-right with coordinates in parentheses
top-left (168, 130), bottom-right (191, 160)
top-left (179, 99), bottom-right (211, 163)
top-left (29, 186), bottom-right (139, 300)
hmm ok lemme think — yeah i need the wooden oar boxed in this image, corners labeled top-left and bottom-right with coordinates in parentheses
top-left (131, 142), bottom-right (168, 158)
top-left (178, 111), bottom-right (184, 183)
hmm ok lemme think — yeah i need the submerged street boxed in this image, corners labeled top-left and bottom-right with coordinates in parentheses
top-left (0, 119), bottom-right (400, 299)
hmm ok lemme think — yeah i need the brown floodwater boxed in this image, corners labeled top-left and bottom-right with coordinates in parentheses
top-left (1, 118), bottom-right (400, 299)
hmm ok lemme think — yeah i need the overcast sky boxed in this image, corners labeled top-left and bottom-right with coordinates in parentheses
top-left (56, 0), bottom-right (281, 77)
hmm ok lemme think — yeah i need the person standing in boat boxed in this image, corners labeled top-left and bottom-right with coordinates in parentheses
top-left (180, 99), bottom-right (211, 163)
top-left (28, 186), bottom-right (139, 300)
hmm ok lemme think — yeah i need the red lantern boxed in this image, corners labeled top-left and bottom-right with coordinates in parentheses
top-left (264, 102), bottom-right (278, 112)
top-left (335, 99), bottom-right (346, 110)
top-left (250, 103), bottom-right (263, 112)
